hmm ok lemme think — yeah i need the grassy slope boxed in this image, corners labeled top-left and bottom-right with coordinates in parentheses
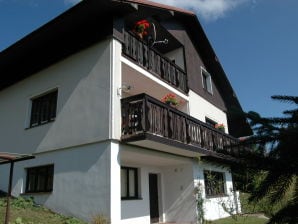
top-left (0, 195), bottom-right (270, 224)
top-left (0, 197), bottom-right (87, 224)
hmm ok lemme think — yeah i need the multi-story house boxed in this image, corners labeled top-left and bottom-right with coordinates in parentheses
top-left (0, 0), bottom-right (251, 223)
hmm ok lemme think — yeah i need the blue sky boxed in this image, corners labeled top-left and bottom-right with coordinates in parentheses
top-left (0, 0), bottom-right (297, 118)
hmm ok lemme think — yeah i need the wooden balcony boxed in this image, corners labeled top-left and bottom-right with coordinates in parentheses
top-left (121, 94), bottom-right (243, 159)
top-left (122, 31), bottom-right (189, 94)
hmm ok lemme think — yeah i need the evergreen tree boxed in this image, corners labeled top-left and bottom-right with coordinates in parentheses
top-left (232, 95), bottom-right (298, 223)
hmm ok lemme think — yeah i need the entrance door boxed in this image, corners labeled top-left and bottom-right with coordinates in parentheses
top-left (149, 173), bottom-right (159, 223)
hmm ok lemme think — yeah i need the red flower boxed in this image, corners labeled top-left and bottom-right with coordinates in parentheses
top-left (161, 93), bottom-right (179, 106)
top-left (215, 123), bottom-right (225, 129)
top-left (134, 19), bottom-right (150, 37)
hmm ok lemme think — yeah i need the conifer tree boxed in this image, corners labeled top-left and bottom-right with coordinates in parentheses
top-left (232, 95), bottom-right (298, 223)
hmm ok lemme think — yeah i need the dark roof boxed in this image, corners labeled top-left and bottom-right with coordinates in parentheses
top-left (0, 0), bottom-right (252, 137)
top-left (123, 0), bottom-right (195, 15)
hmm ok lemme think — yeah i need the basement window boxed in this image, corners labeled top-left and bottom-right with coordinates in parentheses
top-left (26, 165), bottom-right (54, 193)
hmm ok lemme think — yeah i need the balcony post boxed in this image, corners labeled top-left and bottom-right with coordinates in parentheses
top-left (142, 95), bottom-right (147, 132)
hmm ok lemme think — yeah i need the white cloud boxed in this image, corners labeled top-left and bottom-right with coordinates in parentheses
top-left (151, 0), bottom-right (256, 21)
top-left (64, 0), bottom-right (82, 6)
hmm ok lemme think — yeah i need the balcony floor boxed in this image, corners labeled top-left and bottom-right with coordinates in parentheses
top-left (122, 132), bottom-right (238, 163)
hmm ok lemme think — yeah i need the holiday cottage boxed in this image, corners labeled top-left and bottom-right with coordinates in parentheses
top-left (0, 0), bottom-right (251, 223)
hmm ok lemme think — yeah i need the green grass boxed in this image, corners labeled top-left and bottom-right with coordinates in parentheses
top-left (0, 196), bottom-right (87, 224)
top-left (0, 194), bottom-right (271, 224)
top-left (210, 216), bottom-right (268, 224)
top-left (240, 192), bottom-right (288, 217)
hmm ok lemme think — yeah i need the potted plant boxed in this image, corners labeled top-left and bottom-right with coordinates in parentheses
top-left (133, 19), bottom-right (150, 39)
top-left (161, 93), bottom-right (179, 107)
top-left (215, 123), bottom-right (225, 132)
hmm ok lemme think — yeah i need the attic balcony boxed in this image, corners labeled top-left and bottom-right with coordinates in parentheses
top-left (121, 93), bottom-right (243, 160)
top-left (122, 31), bottom-right (189, 94)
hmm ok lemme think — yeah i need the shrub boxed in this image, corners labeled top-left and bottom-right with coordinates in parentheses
top-left (91, 214), bottom-right (110, 224)
top-left (11, 196), bottom-right (35, 209)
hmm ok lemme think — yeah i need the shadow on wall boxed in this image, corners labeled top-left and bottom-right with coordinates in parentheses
top-left (164, 181), bottom-right (197, 223)
top-left (9, 141), bottom-right (112, 222)
top-left (34, 40), bottom-right (111, 154)
top-left (0, 39), bottom-right (111, 156)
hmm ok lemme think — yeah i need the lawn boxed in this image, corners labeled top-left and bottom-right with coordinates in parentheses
top-left (210, 215), bottom-right (268, 224)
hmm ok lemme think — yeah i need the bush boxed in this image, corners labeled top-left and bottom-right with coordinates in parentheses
top-left (91, 214), bottom-right (110, 224)
top-left (11, 196), bottom-right (35, 209)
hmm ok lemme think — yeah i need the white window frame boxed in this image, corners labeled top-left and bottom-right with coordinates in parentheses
top-left (201, 67), bottom-right (213, 94)
top-left (121, 166), bottom-right (140, 200)
top-left (203, 170), bottom-right (226, 197)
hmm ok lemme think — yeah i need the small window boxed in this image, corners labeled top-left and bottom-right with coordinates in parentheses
top-left (30, 89), bottom-right (58, 127)
top-left (205, 117), bottom-right (217, 128)
top-left (201, 69), bottom-right (213, 94)
top-left (26, 165), bottom-right (54, 193)
top-left (204, 170), bottom-right (225, 197)
top-left (121, 167), bottom-right (139, 200)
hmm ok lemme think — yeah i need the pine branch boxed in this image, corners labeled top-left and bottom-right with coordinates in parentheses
top-left (271, 95), bottom-right (298, 104)
top-left (283, 108), bottom-right (298, 117)
top-left (249, 171), bottom-right (284, 202)
top-left (268, 201), bottom-right (298, 224)
top-left (268, 174), bottom-right (294, 204)
top-left (233, 95), bottom-right (298, 223)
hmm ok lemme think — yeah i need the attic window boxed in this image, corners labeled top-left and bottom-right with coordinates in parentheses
top-left (201, 68), bottom-right (213, 94)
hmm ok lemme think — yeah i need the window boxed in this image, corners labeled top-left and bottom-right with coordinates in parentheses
top-left (26, 165), bottom-right (54, 193)
top-left (30, 90), bottom-right (58, 127)
top-left (201, 69), bottom-right (213, 94)
top-left (205, 117), bottom-right (217, 128)
top-left (204, 170), bottom-right (225, 197)
top-left (121, 167), bottom-right (139, 199)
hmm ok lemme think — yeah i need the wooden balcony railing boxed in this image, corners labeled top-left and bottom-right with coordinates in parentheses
top-left (122, 31), bottom-right (189, 94)
top-left (121, 94), bottom-right (243, 156)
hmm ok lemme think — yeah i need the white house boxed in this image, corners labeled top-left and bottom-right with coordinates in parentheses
top-left (0, 0), bottom-right (251, 223)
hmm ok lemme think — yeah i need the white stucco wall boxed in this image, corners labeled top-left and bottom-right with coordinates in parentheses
top-left (0, 38), bottom-right (114, 155)
top-left (188, 90), bottom-right (229, 133)
top-left (111, 40), bottom-right (123, 140)
top-left (162, 164), bottom-right (197, 223)
top-left (194, 161), bottom-right (236, 221)
top-left (120, 145), bottom-right (196, 224)
top-left (0, 141), bottom-right (117, 222)
top-left (120, 166), bottom-right (153, 224)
